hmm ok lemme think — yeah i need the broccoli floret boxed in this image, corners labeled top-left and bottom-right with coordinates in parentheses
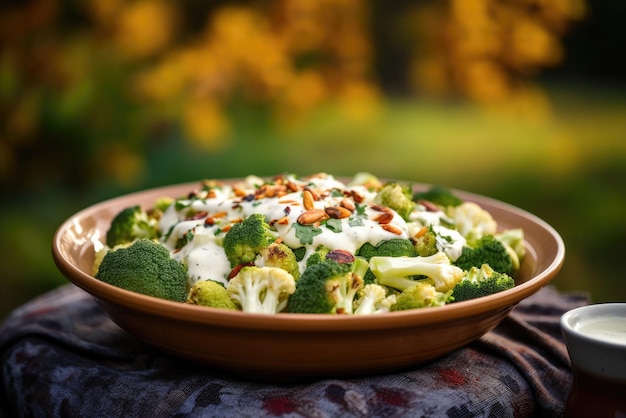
top-left (452, 264), bottom-right (515, 302)
top-left (305, 245), bottom-right (331, 267)
top-left (357, 239), bottom-right (417, 284)
top-left (255, 242), bottom-right (301, 280)
top-left (453, 235), bottom-right (515, 276)
top-left (223, 214), bottom-right (277, 268)
top-left (95, 239), bottom-right (188, 302)
top-left (413, 226), bottom-right (439, 257)
top-left (373, 183), bottom-right (415, 221)
top-left (292, 246), bottom-right (307, 262)
top-left (287, 259), bottom-right (365, 314)
top-left (353, 283), bottom-right (394, 315)
top-left (186, 279), bottom-right (238, 310)
top-left (357, 239), bottom-right (417, 260)
top-left (226, 266), bottom-right (296, 314)
top-left (446, 201), bottom-right (498, 241)
top-left (153, 196), bottom-right (174, 212)
top-left (413, 186), bottom-right (463, 208)
top-left (391, 281), bottom-right (453, 311)
top-left (369, 252), bottom-right (465, 293)
top-left (105, 205), bottom-right (160, 247)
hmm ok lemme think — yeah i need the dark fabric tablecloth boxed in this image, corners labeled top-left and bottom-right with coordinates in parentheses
top-left (0, 284), bottom-right (589, 418)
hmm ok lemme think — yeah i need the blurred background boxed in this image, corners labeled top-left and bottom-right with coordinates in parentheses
top-left (1, 0), bottom-right (625, 319)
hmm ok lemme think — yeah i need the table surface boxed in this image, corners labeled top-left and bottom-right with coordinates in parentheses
top-left (0, 284), bottom-right (589, 418)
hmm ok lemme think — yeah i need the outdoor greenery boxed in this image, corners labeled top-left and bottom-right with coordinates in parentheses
top-left (1, 0), bottom-right (625, 319)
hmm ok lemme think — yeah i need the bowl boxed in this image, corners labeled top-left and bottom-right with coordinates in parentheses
top-left (561, 303), bottom-right (626, 417)
top-left (52, 179), bottom-right (565, 381)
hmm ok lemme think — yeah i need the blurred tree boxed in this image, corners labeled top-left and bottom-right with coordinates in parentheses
top-left (404, 0), bottom-right (586, 114)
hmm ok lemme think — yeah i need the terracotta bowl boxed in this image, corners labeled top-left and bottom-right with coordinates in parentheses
top-left (52, 180), bottom-right (565, 381)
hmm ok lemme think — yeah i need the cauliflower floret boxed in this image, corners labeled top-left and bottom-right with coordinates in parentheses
top-left (447, 202), bottom-right (497, 240)
top-left (227, 266), bottom-right (296, 314)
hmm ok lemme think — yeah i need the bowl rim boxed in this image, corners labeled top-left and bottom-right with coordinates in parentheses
top-left (561, 303), bottom-right (626, 348)
top-left (52, 178), bottom-right (565, 332)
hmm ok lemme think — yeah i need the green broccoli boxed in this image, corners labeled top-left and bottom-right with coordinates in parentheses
top-left (222, 214), bottom-right (278, 268)
top-left (357, 239), bottom-right (417, 283)
top-left (413, 225), bottom-right (439, 257)
top-left (292, 246), bottom-right (307, 262)
top-left (186, 279), bottom-right (238, 310)
top-left (373, 182), bottom-right (415, 221)
top-left (153, 196), bottom-right (174, 212)
top-left (305, 245), bottom-right (331, 267)
top-left (226, 266), bottom-right (296, 314)
top-left (95, 238), bottom-right (188, 302)
top-left (357, 239), bottom-right (417, 260)
top-left (287, 259), bottom-right (366, 314)
top-left (105, 205), bottom-right (160, 247)
top-left (452, 264), bottom-right (515, 302)
top-left (369, 252), bottom-right (465, 293)
top-left (255, 242), bottom-right (301, 280)
top-left (353, 283), bottom-right (394, 315)
top-left (391, 281), bottom-right (453, 311)
top-left (453, 235), bottom-right (515, 276)
top-left (413, 185), bottom-right (463, 208)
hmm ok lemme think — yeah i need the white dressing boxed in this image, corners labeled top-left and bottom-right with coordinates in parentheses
top-left (156, 174), bottom-right (476, 285)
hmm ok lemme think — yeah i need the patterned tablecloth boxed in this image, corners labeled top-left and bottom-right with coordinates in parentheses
top-left (0, 284), bottom-right (588, 418)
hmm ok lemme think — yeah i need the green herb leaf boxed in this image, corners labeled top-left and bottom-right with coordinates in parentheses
top-left (294, 223), bottom-right (323, 245)
top-left (176, 229), bottom-right (195, 249)
top-left (325, 218), bottom-right (343, 233)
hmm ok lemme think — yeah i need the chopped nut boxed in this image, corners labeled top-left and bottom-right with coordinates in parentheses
top-left (350, 190), bottom-right (364, 203)
top-left (339, 198), bottom-right (355, 212)
top-left (303, 190), bottom-right (315, 210)
top-left (381, 224), bottom-right (403, 235)
top-left (303, 186), bottom-right (320, 201)
top-left (297, 209), bottom-right (328, 225)
top-left (233, 187), bottom-right (247, 197)
top-left (414, 226), bottom-right (429, 238)
top-left (326, 249), bottom-right (355, 264)
top-left (418, 199), bottom-right (442, 212)
top-left (286, 181), bottom-right (299, 192)
top-left (325, 206), bottom-right (352, 219)
top-left (373, 212), bottom-right (393, 224)
top-left (186, 211), bottom-right (208, 221)
top-left (370, 204), bottom-right (392, 213)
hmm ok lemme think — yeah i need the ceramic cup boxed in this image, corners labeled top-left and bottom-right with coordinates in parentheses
top-left (561, 303), bottom-right (626, 418)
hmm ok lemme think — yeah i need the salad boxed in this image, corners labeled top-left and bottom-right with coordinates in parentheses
top-left (94, 172), bottom-right (525, 314)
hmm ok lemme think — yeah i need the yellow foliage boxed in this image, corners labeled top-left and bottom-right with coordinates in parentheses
top-left (506, 17), bottom-right (563, 71)
top-left (114, 0), bottom-right (177, 59)
top-left (101, 145), bottom-right (146, 187)
top-left (182, 98), bottom-right (230, 151)
top-left (405, 0), bottom-right (586, 113)
top-left (0, 0), bottom-right (587, 181)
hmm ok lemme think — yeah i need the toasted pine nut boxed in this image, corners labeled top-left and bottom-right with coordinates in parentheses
top-left (325, 206), bottom-right (352, 219)
top-left (374, 212), bottom-right (393, 224)
top-left (339, 198), bottom-right (355, 212)
top-left (381, 224), bottom-right (403, 235)
top-left (297, 209), bottom-right (328, 225)
top-left (303, 190), bottom-right (315, 210)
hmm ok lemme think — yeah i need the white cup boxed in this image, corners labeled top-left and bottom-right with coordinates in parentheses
top-left (561, 303), bottom-right (626, 418)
